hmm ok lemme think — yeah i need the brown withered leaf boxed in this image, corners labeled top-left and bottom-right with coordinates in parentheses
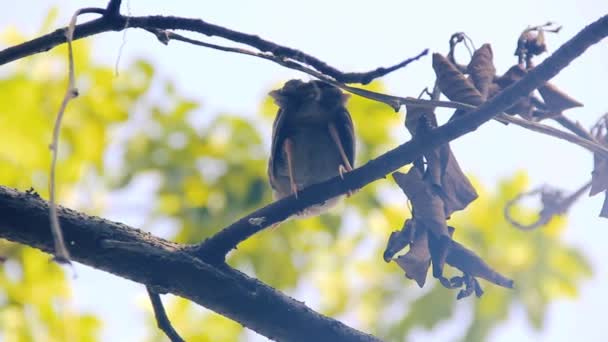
top-left (505, 96), bottom-right (535, 119)
top-left (383, 220), bottom-right (414, 262)
top-left (445, 239), bottom-right (514, 289)
top-left (426, 227), bottom-right (514, 299)
top-left (394, 220), bottom-right (431, 287)
top-left (495, 64), bottom-right (527, 88)
top-left (600, 192), bottom-right (608, 218)
top-left (590, 155), bottom-right (608, 196)
top-left (393, 168), bottom-right (454, 289)
top-left (406, 93), bottom-right (478, 217)
top-left (425, 143), bottom-right (478, 217)
top-left (467, 44), bottom-right (496, 99)
top-left (404, 104), bottom-right (437, 137)
top-left (538, 82), bottom-right (583, 113)
top-left (432, 53), bottom-right (484, 107)
top-left (392, 169), bottom-right (450, 238)
top-left (492, 65), bottom-right (541, 118)
top-left (591, 121), bottom-right (608, 196)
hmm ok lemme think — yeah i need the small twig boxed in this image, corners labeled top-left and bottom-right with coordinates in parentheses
top-left (114, 0), bottom-right (131, 76)
top-left (147, 287), bottom-right (185, 342)
top-left (524, 22), bottom-right (563, 34)
top-left (145, 29), bottom-right (458, 112)
top-left (105, 0), bottom-right (123, 17)
top-left (504, 181), bottom-right (591, 230)
top-left (48, 9), bottom-right (87, 264)
top-left (553, 114), bottom-right (597, 142)
top-left (496, 114), bottom-right (608, 158)
top-left (0, 13), bottom-right (426, 86)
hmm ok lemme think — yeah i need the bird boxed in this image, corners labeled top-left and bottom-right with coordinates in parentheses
top-left (267, 79), bottom-right (356, 216)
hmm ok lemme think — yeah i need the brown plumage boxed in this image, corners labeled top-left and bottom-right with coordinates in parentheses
top-left (267, 79), bottom-right (356, 215)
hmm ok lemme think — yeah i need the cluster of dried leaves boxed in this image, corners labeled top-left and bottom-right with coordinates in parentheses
top-left (384, 23), bottom-right (606, 299)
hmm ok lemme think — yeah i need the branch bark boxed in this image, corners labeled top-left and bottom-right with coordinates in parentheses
top-left (0, 186), bottom-right (380, 342)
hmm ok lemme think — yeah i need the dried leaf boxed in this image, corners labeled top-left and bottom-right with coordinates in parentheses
top-left (590, 119), bottom-right (608, 218)
top-left (427, 229), bottom-right (514, 289)
top-left (495, 64), bottom-right (527, 88)
top-left (425, 143), bottom-right (478, 216)
top-left (600, 192), bottom-right (608, 218)
top-left (432, 53), bottom-right (484, 106)
top-left (590, 155), bottom-right (608, 196)
top-left (446, 240), bottom-right (514, 288)
top-left (467, 44), bottom-right (496, 99)
top-left (395, 220), bottom-right (431, 287)
top-left (591, 119), bottom-right (608, 196)
top-left (538, 82), bottom-right (583, 112)
top-left (404, 104), bottom-right (437, 137)
top-left (492, 65), bottom-right (539, 118)
top-left (392, 169), bottom-right (450, 238)
top-left (383, 220), bottom-right (414, 262)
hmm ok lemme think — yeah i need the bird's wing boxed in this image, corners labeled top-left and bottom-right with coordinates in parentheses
top-left (268, 107), bottom-right (288, 184)
top-left (334, 108), bottom-right (356, 166)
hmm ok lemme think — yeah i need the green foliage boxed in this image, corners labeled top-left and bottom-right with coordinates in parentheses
top-left (0, 12), bottom-right (592, 342)
top-left (0, 15), bottom-right (154, 341)
top-left (0, 245), bottom-right (100, 342)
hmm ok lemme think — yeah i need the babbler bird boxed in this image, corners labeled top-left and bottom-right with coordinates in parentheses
top-left (267, 79), bottom-right (356, 215)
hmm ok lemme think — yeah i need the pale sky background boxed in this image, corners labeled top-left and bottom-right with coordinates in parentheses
top-left (2, 1), bottom-right (608, 341)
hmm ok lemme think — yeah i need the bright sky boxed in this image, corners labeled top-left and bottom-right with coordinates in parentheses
top-left (2, 1), bottom-right (608, 341)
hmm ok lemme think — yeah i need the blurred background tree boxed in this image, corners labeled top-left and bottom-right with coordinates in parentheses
top-left (0, 8), bottom-right (593, 342)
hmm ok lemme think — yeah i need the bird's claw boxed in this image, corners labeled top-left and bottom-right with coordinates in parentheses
top-left (339, 164), bottom-right (358, 197)
top-left (291, 182), bottom-right (299, 199)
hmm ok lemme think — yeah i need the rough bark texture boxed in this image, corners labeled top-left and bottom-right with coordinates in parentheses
top-left (0, 186), bottom-right (380, 342)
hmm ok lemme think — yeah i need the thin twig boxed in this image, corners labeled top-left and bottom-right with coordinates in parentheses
top-left (0, 13), bottom-right (427, 85)
top-left (114, 0), bottom-right (131, 76)
top-left (147, 287), bottom-right (185, 342)
top-left (553, 114), bottom-right (598, 142)
top-left (48, 9), bottom-right (87, 264)
top-left (496, 114), bottom-right (608, 157)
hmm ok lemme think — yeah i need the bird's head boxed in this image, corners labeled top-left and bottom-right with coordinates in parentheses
top-left (269, 80), bottom-right (350, 122)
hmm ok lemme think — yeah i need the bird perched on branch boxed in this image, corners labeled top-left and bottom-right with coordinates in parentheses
top-left (267, 79), bottom-right (356, 216)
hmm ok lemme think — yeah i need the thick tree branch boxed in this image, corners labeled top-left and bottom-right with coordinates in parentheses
top-left (0, 187), bottom-right (380, 342)
top-left (195, 14), bottom-right (608, 264)
top-left (0, 11), bottom-right (425, 84)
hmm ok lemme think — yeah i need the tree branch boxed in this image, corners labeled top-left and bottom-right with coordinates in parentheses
top-left (195, 14), bottom-right (608, 264)
top-left (0, 186), bottom-right (380, 342)
top-left (105, 0), bottom-right (123, 17)
top-left (0, 12), bottom-right (425, 84)
top-left (147, 287), bottom-right (185, 342)
top-left (553, 114), bottom-right (597, 141)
